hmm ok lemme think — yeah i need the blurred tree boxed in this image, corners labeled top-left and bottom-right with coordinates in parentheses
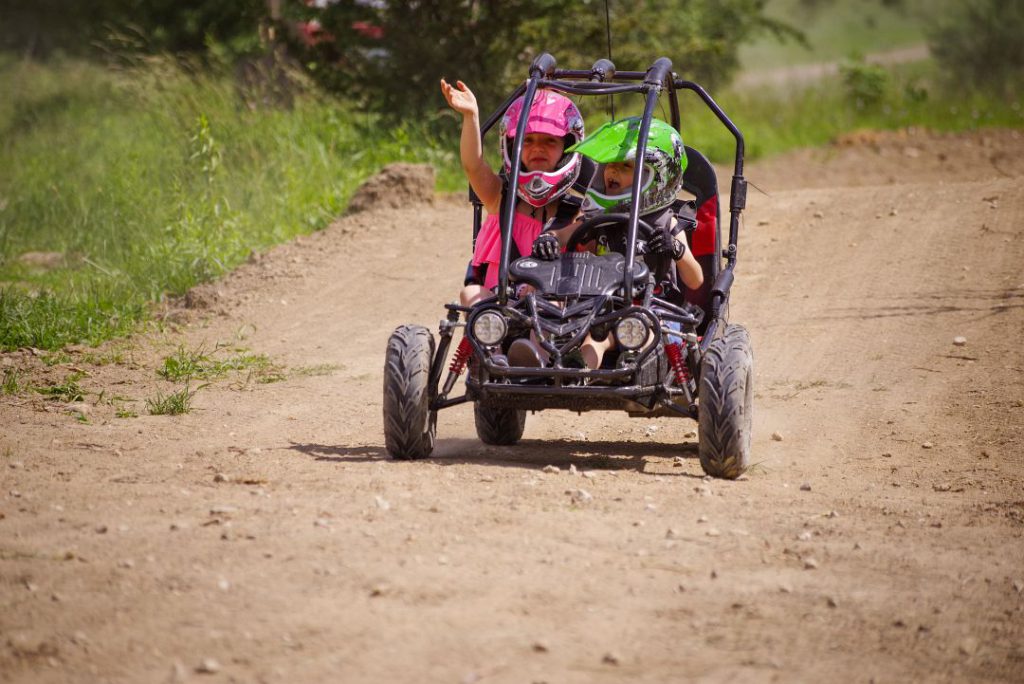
top-left (2, 0), bottom-right (799, 119)
top-left (1, 0), bottom-right (117, 57)
top-left (121, 0), bottom-right (268, 55)
top-left (528, 0), bottom-right (800, 92)
top-left (0, 0), bottom-right (268, 60)
top-left (838, 55), bottom-right (890, 110)
top-left (291, 0), bottom-right (799, 119)
top-left (927, 0), bottom-right (1023, 96)
top-left (288, 0), bottom-right (571, 119)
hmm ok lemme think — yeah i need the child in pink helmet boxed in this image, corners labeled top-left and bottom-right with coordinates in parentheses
top-left (440, 79), bottom-right (585, 306)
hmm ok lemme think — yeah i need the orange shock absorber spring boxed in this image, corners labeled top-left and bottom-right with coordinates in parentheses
top-left (449, 337), bottom-right (472, 375)
top-left (664, 341), bottom-right (690, 386)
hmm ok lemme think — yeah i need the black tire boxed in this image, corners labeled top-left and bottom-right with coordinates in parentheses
top-left (697, 324), bottom-right (753, 479)
top-left (383, 325), bottom-right (436, 460)
top-left (473, 403), bottom-right (526, 446)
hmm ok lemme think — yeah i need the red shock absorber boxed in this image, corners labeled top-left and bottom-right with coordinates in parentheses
top-left (664, 341), bottom-right (690, 386)
top-left (449, 337), bottom-right (472, 375)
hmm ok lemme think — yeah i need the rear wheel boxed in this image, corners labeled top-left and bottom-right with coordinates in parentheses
top-left (697, 324), bottom-right (753, 479)
top-left (474, 403), bottom-right (526, 445)
top-left (383, 325), bottom-right (436, 460)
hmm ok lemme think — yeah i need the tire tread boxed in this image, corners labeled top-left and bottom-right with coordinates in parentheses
top-left (383, 325), bottom-right (436, 459)
top-left (474, 404), bottom-right (526, 446)
top-left (698, 324), bottom-right (753, 479)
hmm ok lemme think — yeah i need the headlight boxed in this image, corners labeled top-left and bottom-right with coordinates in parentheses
top-left (614, 316), bottom-right (648, 350)
top-left (472, 310), bottom-right (507, 346)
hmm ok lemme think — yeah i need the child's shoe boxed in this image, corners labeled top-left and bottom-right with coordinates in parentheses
top-left (508, 338), bottom-right (544, 368)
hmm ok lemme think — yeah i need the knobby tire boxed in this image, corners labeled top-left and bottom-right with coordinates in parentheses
top-left (698, 324), bottom-right (753, 479)
top-left (383, 325), bottom-right (436, 460)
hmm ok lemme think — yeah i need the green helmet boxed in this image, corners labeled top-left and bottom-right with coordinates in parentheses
top-left (567, 117), bottom-right (686, 215)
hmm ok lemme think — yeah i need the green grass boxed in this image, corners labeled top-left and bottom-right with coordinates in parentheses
top-left (158, 346), bottom-right (211, 381)
top-left (291, 362), bottom-right (343, 377)
top-left (38, 346), bottom-right (128, 367)
top-left (158, 345), bottom-right (284, 382)
top-left (40, 351), bottom-right (73, 366)
top-left (35, 372), bottom-right (86, 402)
top-left (244, 360), bottom-right (287, 384)
top-left (2, 367), bottom-right (20, 394)
top-left (0, 53), bottom-right (462, 352)
top-left (0, 287), bottom-right (144, 352)
top-left (146, 382), bottom-right (199, 415)
top-left (78, 347), bottom-right (129, 366)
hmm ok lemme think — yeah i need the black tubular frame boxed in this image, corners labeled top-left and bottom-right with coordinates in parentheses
top-left (470, 53), bottom-right (746, 344)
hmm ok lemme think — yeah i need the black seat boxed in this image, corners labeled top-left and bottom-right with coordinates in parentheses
top-left (572, 155), bottom-right (598, 194)
top-left (678, 146), bottom-right (720, 329)
top-left (510, 251), bottom-right (649, 298)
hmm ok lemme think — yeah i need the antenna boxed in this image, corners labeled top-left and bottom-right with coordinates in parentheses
top-left (604, 0), bottom-right (615, 120)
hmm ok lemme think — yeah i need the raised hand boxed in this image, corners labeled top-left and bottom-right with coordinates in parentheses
top-left (440, 79), bottom-right (478, 118)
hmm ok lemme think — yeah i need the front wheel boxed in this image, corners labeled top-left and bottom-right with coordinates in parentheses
top-left (473, 403), bottom-right (526, 446)
top-left (697, 324), bottom-right (753, 479)
top-left (383, 325), bottom-right (436, 460)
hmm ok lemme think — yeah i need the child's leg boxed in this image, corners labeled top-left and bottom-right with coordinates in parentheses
top-left (460, 284), bottom-right (485, 307)
top-left (460, 259), bottom-right (497, 307)
top-left (581, 334), bottom-right (615, 370)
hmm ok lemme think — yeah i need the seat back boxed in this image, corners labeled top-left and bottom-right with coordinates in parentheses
top-left (679, 146), bottom-right (720, 327)
top-left (573, 155), bottom-right (599, 194)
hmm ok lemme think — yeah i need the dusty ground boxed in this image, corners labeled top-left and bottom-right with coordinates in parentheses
top-left (2, 128), bottom-right (1023, 683)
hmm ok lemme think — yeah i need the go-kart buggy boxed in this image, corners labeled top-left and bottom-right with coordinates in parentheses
top-left (383, 53), bottom-right (753, 479)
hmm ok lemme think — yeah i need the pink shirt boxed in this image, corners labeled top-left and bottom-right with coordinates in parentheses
top-left (471, 212), bottom-right (544, 289)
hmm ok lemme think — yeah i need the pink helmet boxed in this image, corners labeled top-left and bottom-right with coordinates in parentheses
top-left (499, 90), bottom-right (585, 208)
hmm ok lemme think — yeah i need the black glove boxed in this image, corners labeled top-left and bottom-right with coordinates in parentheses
top-left (647, 225), bottom-right (687, 261)
top-left (531, 233), bottom-right (561, 260)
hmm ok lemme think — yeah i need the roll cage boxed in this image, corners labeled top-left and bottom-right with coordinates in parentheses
top-left (469, 53), bottom-right (747, 348)
top-left (382, 53), bottom-right (754, 474)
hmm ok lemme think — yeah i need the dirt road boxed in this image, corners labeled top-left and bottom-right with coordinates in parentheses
top-left (2, 128), bottom-right (1023, 683)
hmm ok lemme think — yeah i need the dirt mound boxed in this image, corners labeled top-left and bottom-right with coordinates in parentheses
top-left (347, 162), bottom-right (435, 213)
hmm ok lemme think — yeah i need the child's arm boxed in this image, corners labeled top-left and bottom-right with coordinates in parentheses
top-left (547, 219), bottom-right (582, 248)
top-left (649, 223), bottom-right (704, 290)
top-left (674, 247), bottom-right (704, 290)
top-left (440, 79), bottom-right (502, 213)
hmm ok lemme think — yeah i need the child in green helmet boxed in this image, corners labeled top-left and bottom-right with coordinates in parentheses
top-left (531, 117), bottom-right (704, 370)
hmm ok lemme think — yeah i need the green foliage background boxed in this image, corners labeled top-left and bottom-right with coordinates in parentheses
top-left (0, 54), bottom-right (456, 350)
top-left (926, 0), bottom-right (1024, 96)
top-left (294, 0), bottom-right (796, 118)
top-left (0, 0), bottom-right (1022, 351)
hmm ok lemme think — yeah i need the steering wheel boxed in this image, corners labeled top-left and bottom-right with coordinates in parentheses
top-left (563, 212), bottom-right (670, 284)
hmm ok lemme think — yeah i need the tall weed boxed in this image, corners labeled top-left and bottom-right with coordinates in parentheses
top-left (146, 382), bottom-right (200, 415)
top-left (0, 55), bottom-right (458, 351)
